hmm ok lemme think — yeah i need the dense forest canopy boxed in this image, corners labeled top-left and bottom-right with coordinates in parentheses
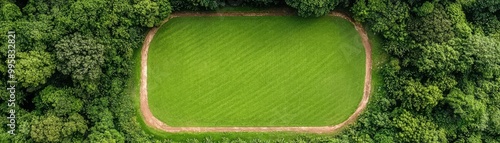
top-left (1, 0), bottom-right (499, 142)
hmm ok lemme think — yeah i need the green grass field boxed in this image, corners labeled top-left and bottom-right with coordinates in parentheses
top-left (147, 16), bottom-right (365, 127)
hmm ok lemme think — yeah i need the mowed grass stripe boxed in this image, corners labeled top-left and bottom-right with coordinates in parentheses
top-left (183, 42), bottom-right (270, 110)
top-left (160, 17), bottom-right (340, 125)
top-left (148, 16), bottom-right (365, 126)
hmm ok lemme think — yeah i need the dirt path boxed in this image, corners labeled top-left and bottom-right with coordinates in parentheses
top-left (140, 11), bottom-right (372, 133)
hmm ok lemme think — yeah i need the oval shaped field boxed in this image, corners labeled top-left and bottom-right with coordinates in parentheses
top-left (148, 16), bottom-right (365, 127)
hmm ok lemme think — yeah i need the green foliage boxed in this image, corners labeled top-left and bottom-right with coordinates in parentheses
top-left (30, 114), bottom-right (87, 142)
top-left (415, 43), bottom-right (460, 76)
top-left (170, 0), bottom-right (220, 11)
top-left (285, 0), bottom-right (340, 17)
top-left (446, 3), bottom-right (472, 38)
top-left (0, 21), bottom-right (56, 52)
top-left (466, 0), bottom-right (500, 35)
top-left (408, 4), bottom-right (455, 44)
top-left (134, 0), bottom-right (160, 27)
top-left (243, 0), bottom-right (281, 7)
top-left (1, 0), bottom-right (500, 142)
top-left (352, 0), bottom-right (410, 56)
top-left (414, 1), bottom-right (434, 16)
top-left (37, 86), bottom-right (83, 116)
top-left (0, 0), bottom-right (165, 142)
top-left (459, 35), bottom-right (500, 79)
top-left (393, 110), bottom-right (447, 142)
top-left (55, 33), bottom-right (105, 82)
top-left (489, 108), bottom-right (500, 134)
top-left (348, 0), bottom-right (500, 142)
top-left (87, 129), bottom-right (125, 143)
top-left (30, 115), bottom-right (63, 142)
top-left (133, 0), bottom-right (172, 27)
top-left (169, 0), bottom-right (340, 17)
top-left (69, 0), bottom-right (109, 35)
top-left (471, 0), bottom-right (500, 13)
top-left (0, 2), bottom-right (22, 21)
top-left (16, 50), bottom-right (55, 88)
top-left (86, 105), bottom-right (126, 142)
top-left (401, 81), bottom-right (443, 113)
top-left (445, 88), bottom-right (487, 129)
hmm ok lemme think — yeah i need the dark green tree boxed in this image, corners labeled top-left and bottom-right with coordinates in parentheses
top-left (393, 110), bottom-right (447, 142)
top-left (352, 0), bottom-right (410, 56)
top-left (285, 0), bottom-right (340, 17)
top-left (0, 1), bottom-right (22, 21)
top-left (36, 86), bottom-right (83, 116)
top-left (133, 0), bottom-right (172, 27)
top-left (445, 88), bottom-right (488, 130)
top-left (170, 0), bottom-right (220, 11)
top-left (30, 114), bottom-right (87, 143)
top-left (55, 33), bottom-right (105, 82)
top-left (408, 4), bottom-right (455, 44)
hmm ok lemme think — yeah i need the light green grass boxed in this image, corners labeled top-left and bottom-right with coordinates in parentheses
top-left (148, 16), bottom-right (365, 127)
top-left (131, 16), bottom-right (388, 141)
top-left (131, 45), bottom-right (329, 142)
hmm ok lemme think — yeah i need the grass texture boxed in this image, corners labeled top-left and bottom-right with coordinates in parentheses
top-left (148, 16), bottom-right (365, 127)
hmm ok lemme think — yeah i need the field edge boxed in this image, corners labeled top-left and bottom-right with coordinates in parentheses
top-left (138, 11), bottom-right (374, 134)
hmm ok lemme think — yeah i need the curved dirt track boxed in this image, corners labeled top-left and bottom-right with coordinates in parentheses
top-left (140, 11), bottom-right (372, 133)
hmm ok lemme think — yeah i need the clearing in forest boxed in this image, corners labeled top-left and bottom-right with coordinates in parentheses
top-left (147, 16), bottom-right (365, 127)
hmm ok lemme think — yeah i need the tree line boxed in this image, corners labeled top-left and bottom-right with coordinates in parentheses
top-left (1, 0), bottom-right (170, 142)
top-left (341, 0), bottom-right (500, 142)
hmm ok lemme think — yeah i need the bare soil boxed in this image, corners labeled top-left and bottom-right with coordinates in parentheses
top-left (140, 10), bottom-right (373, 133)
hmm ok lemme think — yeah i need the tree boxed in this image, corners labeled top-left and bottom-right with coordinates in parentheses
top-left (393, 110), bottom-right (447, 142)
top-left (61, 114), bottom-right (88, 141)
top-left (401, 80), bottom-right (443, 113)
top-left (55, 33), bottom-right (105, 82)
top-left (408, 4), bottom-right (455, 44)
top-left (155, 0), bottom-right (173, 24)
top-left (488, 107), bottom-right (500, 135)
top-left (446, 2), bottom-right (472, 38)
top-left (68, 0), bottom-right (107, 35)
top-left (133, 0), bottom-right (159, 28)
top-left (30, 115), bottom-right (63, 142)
top-left (414, 43), bottom-right (459, 76)
top-left (16, 50), bottom-right (56, 88)
top-left (170, 0), bottom-right (220, 11)
top-left (352, 0), bottom-right (410, 56)
top-left (244, 0), bottom-right (281, 7)
top-left (36, 86), bottom-right (83, 116)
top-left (1, 0), bottom-right (169, 142)
top-left (285, 0), bottom-right (340, 17)
top-left (463, 35), bottom-right (500, 79)
top-left (350, 0), bottom-right (500, 142)
top-left (86, 104), bottom-right (125, 143)
top-left (87, 129), bottom-right (125, 143)
top-left (413, 1), bottom-right (434, 17)
top-left (466, 0), bottom-right (500, 35)
top-left (133, 0), bottom-right (172, 27)
top-left (30, 114), bottom-right (87, 143)
top-left (445, 88), bottom-right (488, 130)
top-left (0, 1), bottom-right (22, 21)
